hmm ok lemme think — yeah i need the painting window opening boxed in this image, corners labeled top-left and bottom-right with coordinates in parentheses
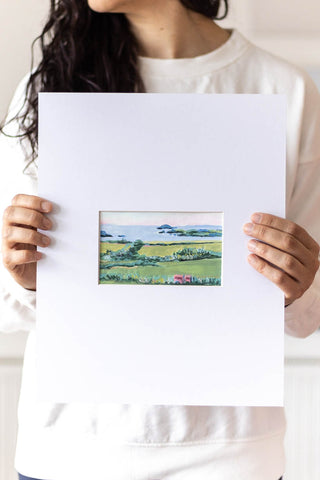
top-left (99, 211), bottom-right (223, 286)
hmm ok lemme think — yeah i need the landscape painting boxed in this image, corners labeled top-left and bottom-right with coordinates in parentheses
top-left (99, 212), bottom-right (223, 286)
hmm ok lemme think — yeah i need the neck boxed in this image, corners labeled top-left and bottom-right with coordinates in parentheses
top-left (125, 3), bottom-right (230, 59)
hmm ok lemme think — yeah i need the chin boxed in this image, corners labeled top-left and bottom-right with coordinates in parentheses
top-left (87, 0), bottom-right (126, 13)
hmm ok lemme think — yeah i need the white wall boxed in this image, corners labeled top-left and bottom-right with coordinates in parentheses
top-left (220, 0), bottom-right (320, 68)
top-left (0, 0), bottom-right (49, 121)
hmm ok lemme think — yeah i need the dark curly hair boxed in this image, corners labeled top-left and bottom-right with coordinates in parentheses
top-left (1, 0), bottom-right (228, 167)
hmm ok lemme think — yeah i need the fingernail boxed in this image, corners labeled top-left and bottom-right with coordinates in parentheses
top-left (252, 213), bottom-right (262, 223)
top-left (248, 240), bottom-right (257, 251)
top-left (248, 254), bottom-right (258, 264)
top-left (41, 201), bottom-right (51, 212)
top-left (42, 236), bottom-right (50, 246)
top-left (42, 218), bottom-right (51, 229)
top-left (243, 223), bottom-right (254, 234)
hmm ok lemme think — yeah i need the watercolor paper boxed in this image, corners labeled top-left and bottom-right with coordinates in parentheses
top-left (37, 93), bottom-right (286, 405)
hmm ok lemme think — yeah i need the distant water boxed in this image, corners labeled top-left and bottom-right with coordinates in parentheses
top-left (100, 224), bottom-right (222, 243)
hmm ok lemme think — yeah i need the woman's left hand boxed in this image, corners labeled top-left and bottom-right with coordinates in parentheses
top-left (243, 213), bottom-right (320, 306)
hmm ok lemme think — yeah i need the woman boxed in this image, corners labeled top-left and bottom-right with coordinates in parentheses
top-left (1, 1), bottom-right (320, 479)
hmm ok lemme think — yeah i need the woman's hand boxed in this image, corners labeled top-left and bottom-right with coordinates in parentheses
top-left (243, 213), bottom-right (320, 306)
top-left (1, 194), bottom-right (53, 291)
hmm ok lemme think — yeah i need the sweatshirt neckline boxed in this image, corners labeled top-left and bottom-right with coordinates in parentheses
top-left (138, 29), bottom-right (250, 79)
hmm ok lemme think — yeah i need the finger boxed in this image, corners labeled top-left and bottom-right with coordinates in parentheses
top-left (247, 239), bottom-right (306, 281)
top-left (3, 226), bottom-right (50, 249)
top-left (3, 206), bottom-right (52, 231)
top-left (250, 213), bottom-right (320, 254)
top-left (2, 249), bottom-right (42, 270)
top-left (243, 221), bottom-right (312, 266)
top-left (247, 254), bottom-right (304, 301)
top-left (11, 194), bottom-right (52, 213)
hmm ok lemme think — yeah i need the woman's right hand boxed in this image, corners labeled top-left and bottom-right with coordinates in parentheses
top-left (1, 194), bottom-right (53, 291)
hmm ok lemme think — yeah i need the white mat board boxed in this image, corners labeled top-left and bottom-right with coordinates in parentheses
top-left (37, 93), bottom-right (286, 405)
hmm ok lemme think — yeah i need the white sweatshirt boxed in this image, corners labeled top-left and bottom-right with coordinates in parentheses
top-left (1, 29), bottom-right (320, 480)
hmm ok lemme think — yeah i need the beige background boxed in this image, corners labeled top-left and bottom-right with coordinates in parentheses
top-left (0, 0), bottom-right (49, 120)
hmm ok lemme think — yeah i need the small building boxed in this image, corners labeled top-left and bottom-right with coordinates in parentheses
top-left (174, 274), bottom-right (192, 284)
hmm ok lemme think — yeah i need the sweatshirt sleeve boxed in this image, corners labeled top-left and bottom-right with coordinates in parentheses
top-left (0, 75), bottom-right (38, 332)
top-left (285, 72), bottom-right (320, 338)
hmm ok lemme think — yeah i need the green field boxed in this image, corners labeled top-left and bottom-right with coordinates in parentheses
top-left (99, 240), bottom-right (222, 286)
top-left (100, 258), bottom-right (221, 281)
top-left (139, 241), bottom-right (222, 256)
top-left (100, 242), bottom-right (130, 253)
